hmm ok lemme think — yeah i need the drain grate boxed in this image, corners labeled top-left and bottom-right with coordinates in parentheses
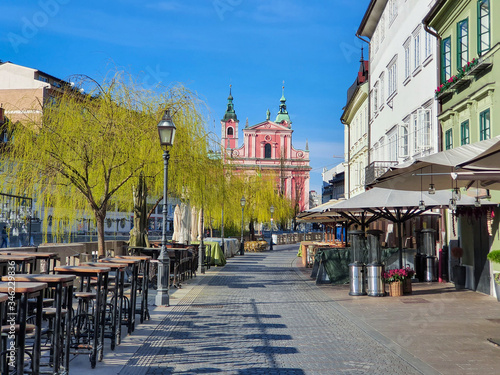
top-left (400, 298), bottom-right (430, 304)
top-left (190, 304), bottom-right (224, 309)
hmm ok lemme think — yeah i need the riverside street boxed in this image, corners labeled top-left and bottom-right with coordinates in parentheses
top-left (75, 244), bottom-right (500, 375)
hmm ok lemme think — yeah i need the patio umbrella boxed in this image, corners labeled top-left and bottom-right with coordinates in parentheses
top-left (190, 206), bottom-right (198, 243)
top-left (324, 188), bottom-right (493, 268)
top-left (172, 204), bottom-right (181, 243)
top-left (179, 203), bottom-right (191, 244)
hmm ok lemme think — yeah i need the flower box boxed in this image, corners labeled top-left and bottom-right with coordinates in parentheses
top-left (388, 281), bottom-right (403, 297)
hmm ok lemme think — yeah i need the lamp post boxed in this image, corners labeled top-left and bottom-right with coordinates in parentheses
top-left (270, 205), bottom-right (274, 251)
top-left (155, 109), bottom-right (176, 307)
top-left (240, 196), bottom-right (246, 255)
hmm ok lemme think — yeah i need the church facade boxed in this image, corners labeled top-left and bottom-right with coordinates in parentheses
top-left (220, 87), bottom-right (311, 211)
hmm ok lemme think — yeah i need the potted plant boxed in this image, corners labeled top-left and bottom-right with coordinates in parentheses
top-left (451, 247), bottom-right (466, 290)
top-left (403, 267), bottom-right (415, 295)
top-left (383, 268), bottom-right (406, 297)
top-left (487, 250), bottom-right (500, 302)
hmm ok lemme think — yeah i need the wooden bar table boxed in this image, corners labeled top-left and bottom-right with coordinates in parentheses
top-left (111, 255), bottom-right (151, 323)
top-left (81, 262), bottom-right (127, 349)
top-left (0, 281), bottom-right (47, 375)
top-left (54, 265), bottom-right (110, 368)
top-left (1, 274), bottom-right (74, 375)
top-left (0, 254), bottom-right (36, 274)
top-left (99, 257), bottom-right (139, 333)
top-left (0, 251), bottom-right (59, 274)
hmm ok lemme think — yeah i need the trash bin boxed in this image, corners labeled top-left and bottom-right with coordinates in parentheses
top-left (425, 256), bottom-right (437, 282)
top-left (366, 263), bottom-right (385, 296)
top-left (349, 262), bottom-right (366, 296)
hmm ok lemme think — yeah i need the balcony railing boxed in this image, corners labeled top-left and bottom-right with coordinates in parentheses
top-left (365, 160), bottom-right (398, 186)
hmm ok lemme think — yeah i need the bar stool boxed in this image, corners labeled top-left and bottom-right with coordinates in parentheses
top-left (0, 281), bottom-right (47, 375)
top-left (82, 262), bottom-right (127, 349)
top-left (55, 266), bottom-right (109, 369)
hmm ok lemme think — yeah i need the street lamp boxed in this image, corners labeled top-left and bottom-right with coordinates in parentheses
top-left (270, 205), bottom-right (274, 251)
top-left (240, 196), bottom-right (246, 255)
top-left (156, 109), bottom-right (176, 307)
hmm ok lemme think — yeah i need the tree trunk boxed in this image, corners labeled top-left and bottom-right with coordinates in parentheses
top-left (128, 173), bottom-right (150, 248)
top-left (249, 220), bottom-right (255, 241)
top-left (95, 211), bottom-right (106, 258)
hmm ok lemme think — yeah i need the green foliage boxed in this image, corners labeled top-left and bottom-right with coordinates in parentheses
top-left (487, 250), bottom-right (500, 264)
top-left (1, 71), bottom-right (208, 254)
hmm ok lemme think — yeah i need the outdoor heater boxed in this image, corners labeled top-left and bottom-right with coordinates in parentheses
top-left (366, 229), bottom-right (385, 297)
top-left (348, 230), bottom-right (367, 296)
top-left (156, 109), bottom-right (176, 307)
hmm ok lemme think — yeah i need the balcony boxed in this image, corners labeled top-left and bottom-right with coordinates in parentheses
top-left (365, 160), bottom-right (398, 186)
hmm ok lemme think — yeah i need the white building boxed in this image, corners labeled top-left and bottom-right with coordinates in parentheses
top-left (357, 0), bottom-right (439, 185)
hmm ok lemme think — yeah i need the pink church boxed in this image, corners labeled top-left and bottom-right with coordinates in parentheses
top-left (221, 86), bottom-right (311, 211)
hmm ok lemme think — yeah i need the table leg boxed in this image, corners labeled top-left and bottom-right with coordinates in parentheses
top-left (33, 293), bottom-right (43, 375)
top-left (129, 265), bottom-right (137, 334)
top-left (98, 273), bottom-right (108, 361)
top-left (116, 270), bottom-right (124, 345)
top-left (52, 282), bottom-right (63, 373)
top-left (143, 261), bottom-right (150, 321)
top-left (17, 293), bottom-right (27, 375)
top-left (64, 285), bottom-right (73, 373)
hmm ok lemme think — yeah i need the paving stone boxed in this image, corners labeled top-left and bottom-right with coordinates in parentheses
top-left (118, 245), bottom-right (435, 375)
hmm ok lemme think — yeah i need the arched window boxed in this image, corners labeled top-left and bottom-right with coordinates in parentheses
top-left (227, 127), bottom-right (233, 136)
top-left (264, 143), bottom-right (272, 159)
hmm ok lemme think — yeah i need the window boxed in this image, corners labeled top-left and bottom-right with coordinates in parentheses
top-left (388, 58), bottom-right (398, 97)
top-left (480, 109), bottom-right (490, 140)
top-left (412, 113), bottom-right (418, 154)
top-left (413, 30), bottom-right (420, 69)
top-left (379, 73), bottom-right (385, 105)
top-left (380, 14), bottom-right (385, 42)
top-left (373, 83), bottom-right (379, 113)
top-left (389, 0), bottom-right (398, 24)
top-left (38, 75), bottom-right (48, 83)
top-left (404, 39), bottom-right (411, 79)
top-left (424, 31), bottom-right (432, 59)
top-left (388, 129), bottom-right (397, 161)
top-left (418, 109), bottom-right (432, 149)
top-left (478, 0), bottom-right (490, 55)
top-left (399, 123), bottom-right (409, 158)
top-left (441, 37), bottom-right (451, 83)
top-left (445, 129), bottom-right (453, 150)
top-left (460, 120), bottom-right (470, 145)
top-left (264, 143), bottom-right (272, 158)
top-left (457, 19), bottom-right (468, 69)
top-left (227, 127), bottom-right (233, 136)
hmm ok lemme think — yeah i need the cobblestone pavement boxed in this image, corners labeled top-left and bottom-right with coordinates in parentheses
top-left (119, 245), bottom-right (437, 375)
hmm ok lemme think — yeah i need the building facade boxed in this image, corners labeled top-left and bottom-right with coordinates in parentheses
top-left (357, 0), bottom-right (439, 186)
top-left (341, 54), bottom-right (370, 198)
top-left (424, 0), bottom-right (499, 295)
top-left (222, 87), bottom-right (311, 211)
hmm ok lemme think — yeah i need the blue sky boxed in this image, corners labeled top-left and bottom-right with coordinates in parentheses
top-left (1, 0), bottom-right (370, 192)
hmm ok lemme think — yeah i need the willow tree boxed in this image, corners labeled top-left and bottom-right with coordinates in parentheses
top-left (2, 72), bottom-right (207, 256)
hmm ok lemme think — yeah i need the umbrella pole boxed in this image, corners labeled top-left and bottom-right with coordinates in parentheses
top-left (397, 219), bottom-right (403, 269)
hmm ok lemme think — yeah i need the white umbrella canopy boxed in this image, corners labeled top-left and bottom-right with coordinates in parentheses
top-left (197, 208), bottom-right (203, 241)
top-left (178, 203), bottom-right (191, 244)
top-left (171, 204), bottom-right (181, 242)
top-left (326, 188), bottom-right (492, 212)
top-left (371, 136), bottom-right (500, 191)
top-left (190, 207), bottom-right (198, 243)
